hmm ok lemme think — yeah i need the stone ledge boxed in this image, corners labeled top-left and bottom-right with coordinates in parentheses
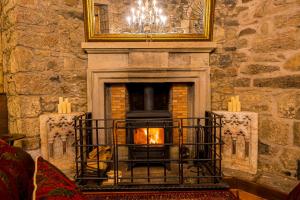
top-left (82, 42), bottom-right (217, 53)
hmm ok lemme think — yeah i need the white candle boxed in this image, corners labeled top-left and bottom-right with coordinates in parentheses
top-left (231, 97), bottom-right (237, 112)
top-left (67, 103), bottom-right (72, 114)
top-left (236, 101), bottom-right (241, 112)
top-left (228, 102), bottom-right (233, 112)
top-left (58, 104), bottom-right (63, 114)
top-left (230, 96), bottom-right (235, 103)
top-left (59, 97), bottom-right (63, 104)
top-left (65, 98), bottom-right (69, 103)
top-left (62, 102), bottom-right (67, 114)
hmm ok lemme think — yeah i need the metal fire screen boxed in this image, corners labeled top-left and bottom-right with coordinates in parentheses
top-left (74, 112), bottom-right (225, 191)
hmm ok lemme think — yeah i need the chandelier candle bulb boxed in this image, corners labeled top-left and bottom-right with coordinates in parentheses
top-left (127, 16), bottom-right (131, 25)
top-left (127, 0), bottom-right (167, 33)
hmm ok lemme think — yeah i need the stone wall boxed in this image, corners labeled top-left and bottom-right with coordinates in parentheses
top-left (211, 0), bottom-right (300, 192)
top-left (3, 0), bottom-right (87, 150)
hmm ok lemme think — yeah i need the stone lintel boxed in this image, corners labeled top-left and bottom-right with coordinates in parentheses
top-left (82, 42), bottom-right (217, 54)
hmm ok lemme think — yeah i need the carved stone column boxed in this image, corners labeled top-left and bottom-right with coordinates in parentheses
top-left (40, 112), bottom-right (84, 177)
top-left (214, 111), bottom-right (258, 174)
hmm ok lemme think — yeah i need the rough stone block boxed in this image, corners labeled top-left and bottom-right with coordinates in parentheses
top-left (233, 78), bottom-right (251, 87)
top-left (19, 96), bottom-right (41, 118)
top-left (294, 122), bottom-right (300, 147)
top-left (279, 148), bottom-right (300, 170)
top-left (219, 54), bottom-right (232, 67)
top-left (252, 33), bottom-right (300, 53)
top-left (274, 13), bottom-right (300, 29)
top-left (7, 96), bottom-right (21, 118)
top-left (224, 19), bottom-right (239, 26)
top-left (64, 0), bottom-right (79, 6)
top-left (259, 117), bottom-right (290, 145)
top-left (252, 53), bottom-right (280, 62)
top-left (284, 52), bottom-right (300, 71)
top-left (276, 92), bottom-right (300, 119)
top-left (236, 39), bottom-right (248, 49)
top-left (235, 89), bottom-right (273, 112)
top-left (40, 96), bottom-right (59, 113)
top-left (258, 157), bottom-right (283, 175)
top-left (233, 52), bottom-right (248, 62)
top-left (296, 109), bottom-right (300, 120)
top-left (258, 141), bottom-right (269, 155)
top-left (10, 46), bottom-right (35, 73)
top-left (241, 64), bottom-right (280, 75)
top-left (254, 75), bottom-right (300, 88)
top-left (19, 118), bottom-right (40, 137)
top-left (211, 67), bottom-right (238, 79)
top-left (14, 72), bottom-right (62, 95)
top-left (22, 136), bottom-right (41, 151)
top-left (239, 28), bottom-right (256, 37)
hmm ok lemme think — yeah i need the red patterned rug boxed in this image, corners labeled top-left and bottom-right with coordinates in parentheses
top-left (83, 190), bottom-right (238, 200)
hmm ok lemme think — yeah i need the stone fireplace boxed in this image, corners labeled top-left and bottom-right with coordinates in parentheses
top-left (82, 41), bottom-right (216, 160)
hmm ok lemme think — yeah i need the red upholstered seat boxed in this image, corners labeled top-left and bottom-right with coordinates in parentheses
top-left (287, 182), bottom-right (300, 200)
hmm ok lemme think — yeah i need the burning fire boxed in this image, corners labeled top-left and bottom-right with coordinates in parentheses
top-left (134, 128), bottom-right (164, 144)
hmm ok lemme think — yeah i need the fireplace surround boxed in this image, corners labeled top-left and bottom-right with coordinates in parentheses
top-left (82, 41), bottom-right (216, 159)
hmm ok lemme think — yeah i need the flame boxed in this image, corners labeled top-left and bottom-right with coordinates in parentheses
top-left (134, 128), bottom-right (164, 144)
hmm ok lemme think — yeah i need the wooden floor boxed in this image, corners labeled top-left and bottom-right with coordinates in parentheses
top-left (225, 177), bottom-right (288, 200)
top-left (231, 189), bottom-right (266, 200)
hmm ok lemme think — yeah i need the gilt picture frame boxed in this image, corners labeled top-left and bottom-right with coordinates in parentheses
top-left (83, 0), bottom-right (215, 41)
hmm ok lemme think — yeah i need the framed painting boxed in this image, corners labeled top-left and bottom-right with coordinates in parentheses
top-left (83, 0), bottom-right (215, 41)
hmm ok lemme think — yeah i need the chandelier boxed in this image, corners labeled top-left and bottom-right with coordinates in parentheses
top-left (126, 0), bottom-right (167, 33)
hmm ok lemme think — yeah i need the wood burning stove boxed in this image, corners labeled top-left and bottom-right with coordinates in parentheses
top-left (126, 84), bottom-right (172, 168)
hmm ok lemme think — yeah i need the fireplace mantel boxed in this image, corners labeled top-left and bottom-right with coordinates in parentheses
top-left (82, 42), bottom-right (217, 53)
top-left (82, 42), bottom-right (216, 120)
